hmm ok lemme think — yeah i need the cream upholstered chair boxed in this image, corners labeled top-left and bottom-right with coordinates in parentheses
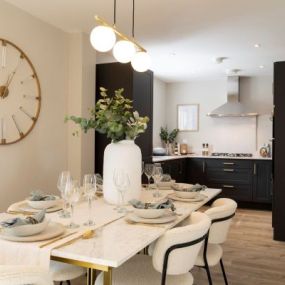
top-left (49, 261), bottom-right (85, 285)
top-left (95, 211), bottom-right (211, 285)
top-left (195, 198), bottom-right (237, 285)
top-left (0, 265), bottom-right (53, 285)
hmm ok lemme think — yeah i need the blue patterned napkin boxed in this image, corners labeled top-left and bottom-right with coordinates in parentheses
top-left (1, 210), bottom-right (46, 228)
top-left (172, 183), bottom-right (206, 192)
top-left (29, 191), bottom-right (56, 201)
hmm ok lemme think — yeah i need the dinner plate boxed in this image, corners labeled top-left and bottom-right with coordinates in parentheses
top-left (0, 222), bottom-right (65, 242)
top-left (126, 212), bottom-right (176, 224)
top-left (16, 201), bottom-right (62, 213)
top-left (168, 193), bottom-right (207, 202)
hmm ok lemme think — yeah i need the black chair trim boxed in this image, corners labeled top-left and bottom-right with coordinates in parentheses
top-left (161, 232), bottom-right (208, 285)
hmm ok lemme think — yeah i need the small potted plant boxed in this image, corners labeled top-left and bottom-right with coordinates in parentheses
top-left (66, 87), bottom-right (149, 204)
top-left (159, 127), bottom-right (179, 155)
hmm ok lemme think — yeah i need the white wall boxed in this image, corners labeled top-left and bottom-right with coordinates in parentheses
top-left (165, 76), bottom-right (273, 154)
top-left (153, 77), bottom-right (166, 147)
top-left (0, 2), bottom-right (95, 211)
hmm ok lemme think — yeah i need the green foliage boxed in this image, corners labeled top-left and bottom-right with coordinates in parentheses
top-left (65, 87), bottom-right (149, 142)
top-left (159, 127), bottom-right (179, 143)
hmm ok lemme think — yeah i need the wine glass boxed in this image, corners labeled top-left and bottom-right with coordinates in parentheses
top-left (113, 169), bottom-right (130, 213)
top-left (57, 171), bottom-right (71, 218)
top-left (83, 174), bottom-right (97, 226)
top-left (65, 179), bottom-right (81, 228)
top-left (144, 164), bottom-right (155, 190)
top-left (153, 166), bottom-right (163, 198)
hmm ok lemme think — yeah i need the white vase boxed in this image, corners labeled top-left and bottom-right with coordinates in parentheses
top-left (103, 140), bottom-right (142, 205)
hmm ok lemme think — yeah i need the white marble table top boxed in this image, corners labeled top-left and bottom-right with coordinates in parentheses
top-left (51, 188), bottom-right (221, 268)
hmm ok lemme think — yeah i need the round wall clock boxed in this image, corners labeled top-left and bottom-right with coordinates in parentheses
top-left (0, 38), bottom-right (41, 145)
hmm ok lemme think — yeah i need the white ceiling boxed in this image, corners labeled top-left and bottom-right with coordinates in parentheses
top-left (4, 0), bottom-right (285, 82)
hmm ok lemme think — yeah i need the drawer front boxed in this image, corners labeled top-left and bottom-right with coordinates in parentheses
top-left (206, 159), bottom-right (252, 169)
top-left (208, 183), bottom-right (252, 201)
top-left (206, 168), bottom-right (253, 184)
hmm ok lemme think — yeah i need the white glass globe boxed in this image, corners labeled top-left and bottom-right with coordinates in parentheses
top-left (90, 26), bottom-right (116, 52)
top-left (112, 40), bottom-right (136, 63)
top-left (131, 51), bottom-right (151, 72)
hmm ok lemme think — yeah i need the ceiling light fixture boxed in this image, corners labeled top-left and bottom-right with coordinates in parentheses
top-left (90, 0), bottom-right (151, 72)
top-left (259, 65), bottom-right (265, 69)
top-left (254, 43), bottom-right (261, 48)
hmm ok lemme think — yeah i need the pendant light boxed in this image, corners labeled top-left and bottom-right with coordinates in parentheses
top-left (90, 0), bottom-right (151, 72)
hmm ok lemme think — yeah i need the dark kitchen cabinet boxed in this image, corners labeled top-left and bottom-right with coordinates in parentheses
top-left (95, 63), bottom-right (153, 175)
top-left (186, 158), bottom-right (206, 184)
top-left (273, 61), bottom-right (285, 241)
top-left (160, 159), bottom-right (187, 182)
top-left (253, 160), bottom-right (272, 203)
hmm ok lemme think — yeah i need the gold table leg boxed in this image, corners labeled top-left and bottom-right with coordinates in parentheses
top-left (103, 268), bottom-right (112, 285)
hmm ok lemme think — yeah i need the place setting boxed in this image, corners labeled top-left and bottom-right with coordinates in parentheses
top-left (168, 183), bottom-right (208, 202)
top-left (125, 198), bottom-right (178, 227)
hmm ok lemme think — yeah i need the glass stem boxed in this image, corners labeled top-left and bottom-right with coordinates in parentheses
top-left (147, 177), bottom-right (150, 190)
top-left (88, 197), bottom-right (92, 224)
top-left (70, 204), bottom-right (74, 226)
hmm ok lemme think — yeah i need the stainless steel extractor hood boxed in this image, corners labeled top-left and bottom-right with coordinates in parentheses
top-left (207, 76), bottom-right (258, 117)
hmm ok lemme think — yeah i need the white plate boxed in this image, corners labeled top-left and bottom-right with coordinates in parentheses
top-left (133, 208), bottom-right (166, 219)
top-left (168, 193), bottom-right (207, 202)
top-left (126, 212), bottom-right (176, 224)
top-left (173, 190), bottom-right (200, 199)
top-left (27, 196), bottom-right (62, 210)
top-left (0, 222), bottom-right (65, 242)
top-left (3, 219), bottom-right (49, 237)
top-left (16, 201), bottom-right (62, 213)
top-left (157, 180), bottom-right (176, 188)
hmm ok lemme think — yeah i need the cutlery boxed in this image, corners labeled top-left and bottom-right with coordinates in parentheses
top-left (125, 219), bottom-right (166, 227)
top-left (54, 229), bottom-right (95, 249)
top-left (39, 231), bottom-right (78, 248)
top-left (7, 210), bottom-right (35, 215)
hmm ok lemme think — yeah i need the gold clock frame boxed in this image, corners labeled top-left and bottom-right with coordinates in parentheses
top-left (0, 38), bottom-right (41, 145)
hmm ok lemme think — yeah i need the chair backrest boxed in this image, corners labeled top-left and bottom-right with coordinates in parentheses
top-left (205, 198), bottom-right (237, 244)
top-left (0, 265), bottom-right (53, 285)
top-left (152, 211), bottom-right (211, 275)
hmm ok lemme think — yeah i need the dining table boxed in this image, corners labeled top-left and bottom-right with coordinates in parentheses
top-left (0, 187), bottom-right (221, 285)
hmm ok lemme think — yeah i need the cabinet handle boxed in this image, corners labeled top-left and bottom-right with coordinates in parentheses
top-left (223, 162), bottom-right (235, 165)
top-left (223, 169), bottom-right (234, 172)
top-left (202, 161), bottom-right (205, 173)
top-left (254, 163), bottom-right (257, 175)
top-left (223, 185), bottom-right (235, 189)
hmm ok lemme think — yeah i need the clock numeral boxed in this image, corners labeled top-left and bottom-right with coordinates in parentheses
top-left (1, 41), bottom-right (6, 68)
top-left (19, 106), bottom-right (36, 121)
top-left (0, 118), bottom-right (6, 144)
top-left (21, 74), bottom-right (35, 85)
top-left (11, 115), bottom-right (24, 138)
top-left (23, 94), bottom-right (40, 101)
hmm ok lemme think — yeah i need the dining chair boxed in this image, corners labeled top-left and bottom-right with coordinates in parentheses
top-left (49, 260), bottom-right (85, 285)
top-left (94, 211), bottom-right (211, 285)
top-left (0, 265), bottom-right (53, 285)
top-left (195, 198), bottom-right (238, 285)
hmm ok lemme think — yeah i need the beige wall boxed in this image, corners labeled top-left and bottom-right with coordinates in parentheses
top-left (0, 1), bottom-right (95, 211)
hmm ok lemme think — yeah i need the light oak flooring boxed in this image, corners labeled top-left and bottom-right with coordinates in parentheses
top-left (65, 208), bottom-right (285, 285)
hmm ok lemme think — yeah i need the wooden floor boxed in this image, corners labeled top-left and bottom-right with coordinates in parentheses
top-left (69, 208), bottom-right (285, 285)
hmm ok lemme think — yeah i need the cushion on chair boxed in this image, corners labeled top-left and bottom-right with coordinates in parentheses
top-left (94, 254), bottom-right (193, 285)
top-left (0, 265), bottom-right (53, 285)
top-left (195, 244), bottom-right (223, 267)
top-left (49, 261), bottom-right (85, 281)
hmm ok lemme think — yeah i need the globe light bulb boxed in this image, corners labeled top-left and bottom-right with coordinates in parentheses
top-left (112, 40), bottom-right (136, 63)
top-left (90, 26), bottom-right (116, 52)
top-left (131, 51), bottom-right (151, 72)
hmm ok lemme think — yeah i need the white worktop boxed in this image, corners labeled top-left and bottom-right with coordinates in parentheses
top-left (153, 154), bottom-right (272, 163)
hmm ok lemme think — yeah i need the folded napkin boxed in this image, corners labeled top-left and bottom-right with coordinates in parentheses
top-left (172, 183), bottom-right (206, 192)
top-left (29, 191), bottom-right (56, 201)
top-left (129, 199), bottom-right (176, 211)
top-left (161, 174), bottom-right (172, 182)
top-left (0, 210), bottom-right (45, 228)
top-left (95, 173), bottom-right (103, 185)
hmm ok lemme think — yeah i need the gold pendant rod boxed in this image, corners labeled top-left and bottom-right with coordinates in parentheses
top-left (94, 15), bottom-right (147, 53)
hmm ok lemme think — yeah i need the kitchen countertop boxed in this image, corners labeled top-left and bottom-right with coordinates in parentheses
top-left (152, 154), bottom-right (272, 162)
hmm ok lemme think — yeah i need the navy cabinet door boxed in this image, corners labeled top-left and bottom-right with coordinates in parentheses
top-left (186, 158), bottom-right (206, 184)
top-left (253, 160), bottom-right (272, 203)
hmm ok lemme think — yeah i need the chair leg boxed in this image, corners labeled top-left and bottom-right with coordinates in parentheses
top-left (59, 282), bottom-right (63, 285)
top-left (220, 259), bottom-right (228, 285)
top-left (67, 281), bottom-right (71, 285)
top-left (204, 263), bottom-right (213, 285)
